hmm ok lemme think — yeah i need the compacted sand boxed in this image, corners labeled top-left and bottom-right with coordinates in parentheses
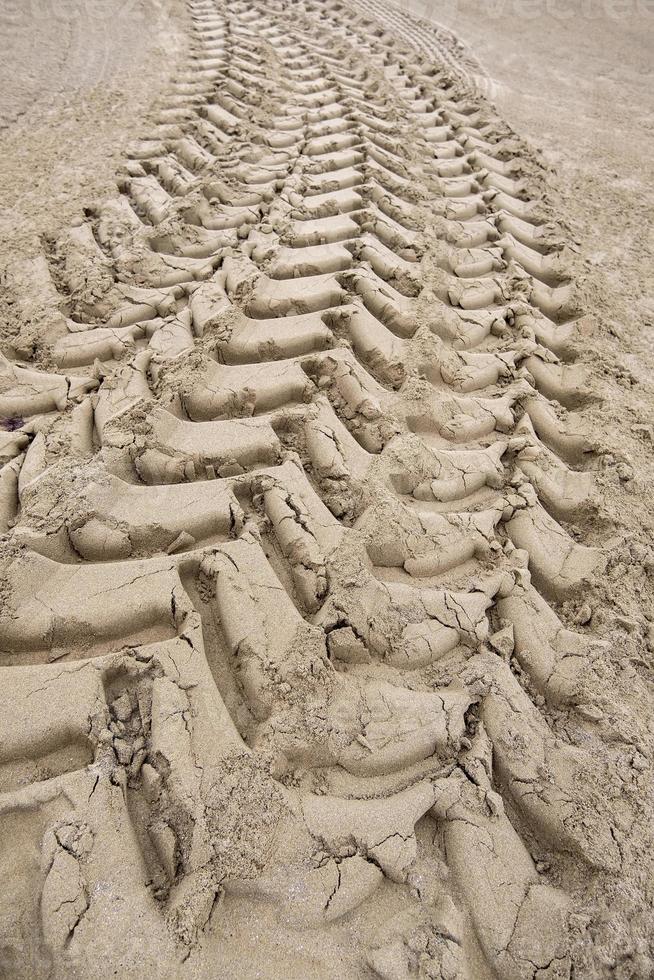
top-left (1, 1), bottom-right (653, 978)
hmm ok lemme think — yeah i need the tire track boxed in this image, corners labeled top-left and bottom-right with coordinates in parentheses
top-left (0, 1), bottom-right (628, 976)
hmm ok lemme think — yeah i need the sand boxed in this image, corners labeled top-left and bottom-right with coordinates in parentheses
top-left (0, 0), bottom-right (653, 977)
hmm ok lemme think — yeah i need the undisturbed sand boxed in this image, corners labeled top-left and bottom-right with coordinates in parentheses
top-left (0, 1), bottom-right (653, 978)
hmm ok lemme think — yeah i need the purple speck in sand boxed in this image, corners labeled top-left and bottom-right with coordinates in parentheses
top-left (0, 417), bottom-right (24, 432)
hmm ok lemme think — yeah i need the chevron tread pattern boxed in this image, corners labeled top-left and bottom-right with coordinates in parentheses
top-left (0, 2), bottom-right (626, 978)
